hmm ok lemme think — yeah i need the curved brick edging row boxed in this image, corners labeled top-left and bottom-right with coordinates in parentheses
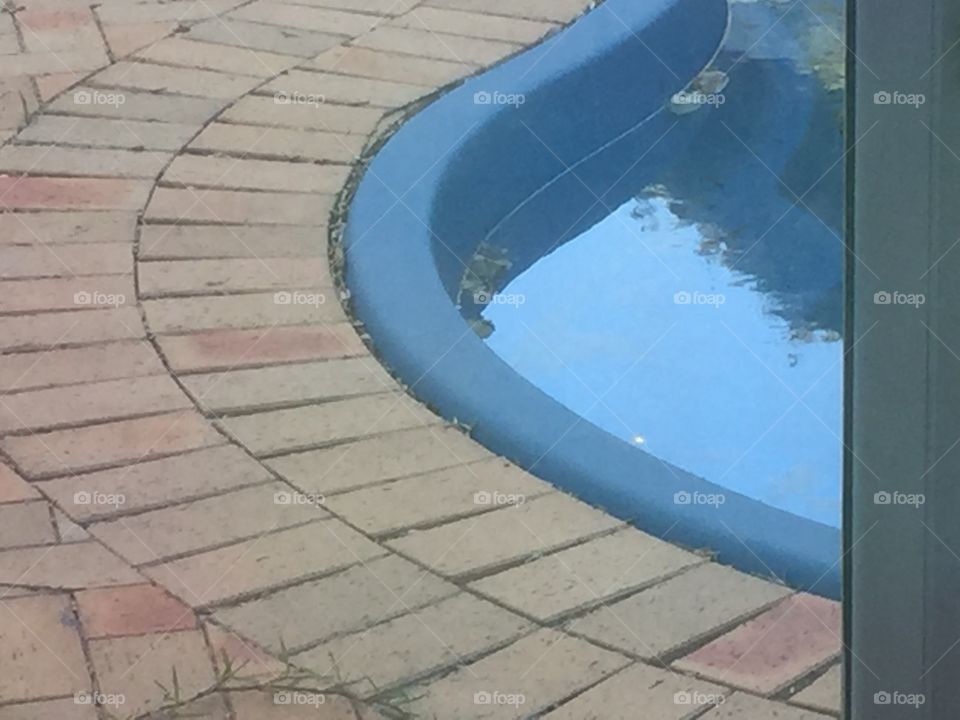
top-left (0, 1), bottom-right (840, 718)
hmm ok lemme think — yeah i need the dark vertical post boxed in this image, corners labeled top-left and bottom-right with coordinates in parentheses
top-left (848, 0), bottom-right (960, 717)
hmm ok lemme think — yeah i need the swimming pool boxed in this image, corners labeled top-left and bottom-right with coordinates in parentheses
top-left (343, 0), bottom-right (843, 596)
top-left (467, 0), bottom-right (844, 528)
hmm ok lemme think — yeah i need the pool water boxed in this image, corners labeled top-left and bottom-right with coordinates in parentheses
top-left (462, 0), bottom-right (844, 527)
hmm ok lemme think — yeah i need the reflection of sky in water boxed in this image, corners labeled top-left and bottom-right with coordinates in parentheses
top-left (484, 199), bottom-right (842, 526)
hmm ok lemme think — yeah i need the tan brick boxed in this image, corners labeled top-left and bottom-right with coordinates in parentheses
top-left (139, 257), bottom-right (332, 298)
top-left (215, 554), bottom-right (457, 653)
top-left (0, 341), bottom-right (162, 392)
top-left (470, 528), bottom-right (701, 621)
top-left (0, 502), bottom-right (56, 548)
top-left (100, 21), bottom-right (176, 59)
top-left (261, 70), bottom-right (429, 108)
top-left (409, 628), bottom-right (629, 718)
top-left (545, 663), bottom-right (728, 720)
top-left (282, 0), bottom-right (417, 13)
top-left (143, 291), bottom-right (346, 333)
top-left (700, 693), bottom-right (832, 719)
top-left (164, 155), bottom-right (349, 194)
top-left (0, 374), bottom-right (189, 434)
top-left (389, 492), bottom-right (622, 578)
top-left (790, 664), bottom-right (841, 714)
top-left (425, 0), bottom-right (589, 22)
top-left (0, 306), bottom-right (143, 352)
top-left (88, 629), bottom-right (217, 717)
top-left (221, 393), bottom-right (437, 456)
top-left (137, 37), bottom-right (300, 77)
top-left (267, 425), bottom-right (491, 495)
top-left (354, 26), bottom-right (519, 65)
top-left (18, 115), bottom-right (198, 150)
top-left (157, 324), bottom-right (366, 373)
top-left (292, 593), bottom-right (532, 695)
top-left (0, 275), bottom-right (133, 313)
top-left (0, 211), bottom-right (136, 245)
top-left (0, 698), bottom-right (97, 720)
top-left (0, 464), bottom-right (39, 504)
top-left (189, 123), bottom-right (364, 164)
top-left (0, 176), bottom-right (150, 211)
top-left (38, 444), bottom-right (272, 521)
top-left (232, 2), bottom-right (381, 35)
top-left (143, 518), bottom-right (384, 606)
top-left (183, 357), bottom-right (390, 413)
top-left (139, 224), bottom-right (328, 260)
top-left (52, 508), bottom-right (88, 542)
top-left (326, 458), bottom-right (551, 536)
top-left (392, 7), bottom-right (555, 43)
top-left (2, 411), bottom-right (225, 478)
top-left (185, 18), bottom-right (343, 58)
top-left (0, 541), bottom-right (143, 588)
top-left (90, 483), bottom-right (325, 565)
top-left (221, 95), bottom-right (382, 134)
top-left (34, 72), bottom-right (88, 102)
top-left (0, 145), bottom-right (169, 178)
top-left (145, 187), bottom-right (333, 225)
top-left (0, 49), bottom-right (108, 78)
top-left (90, 60), bottom-right (260, 98)
top-left (572, 563), bottom-right (792, 660)
top-left (48, 86), bottom-right (227, 124)
top-left (307, 45), bottom-right (475, 85)
top-left (0, 243), bottom-right (131, 278)
top-left (0, 595), bottom-right (90, 702)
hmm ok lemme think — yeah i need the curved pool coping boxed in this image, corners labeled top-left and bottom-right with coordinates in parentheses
top-left (343, 0), bottom-right (841, 598)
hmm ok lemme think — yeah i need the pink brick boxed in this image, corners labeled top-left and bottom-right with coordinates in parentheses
top-left (0, 176), bottom-right (150, 210)
top-left (674, 594), bottom-right (841, 694)
top-left (0, 464), bottom-right (39, 504)
top-left (157, 324), bottom-right (366, 372)
top-left (76, 584), bottom-right (197, 637)
top-left (0, 211), bottom-right (136, 245)
top-left (0, 275), bottom-right (133, 313)
top-left (2, 411), bottom-right (226, 478)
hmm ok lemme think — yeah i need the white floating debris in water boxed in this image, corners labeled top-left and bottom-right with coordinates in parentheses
top-left (632, 435), bottom-right (646, 445)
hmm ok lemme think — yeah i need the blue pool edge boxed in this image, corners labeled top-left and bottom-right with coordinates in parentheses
top-left (342, 0), bottom-right (841, 599)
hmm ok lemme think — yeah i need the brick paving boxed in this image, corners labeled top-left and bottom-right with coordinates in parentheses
top-left (0, 1), bottom-right (842, 718)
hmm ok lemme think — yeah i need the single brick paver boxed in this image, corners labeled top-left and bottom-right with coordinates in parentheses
top-left (354, 26), bottom-right (520, 65)
top-left (139, 224), bottom-right (331, 260)
top-left (291, 592), bottom-right (533, 695)
top-left (144, 518), bottom-right (384, 607)
top-left (0, 698), bottom-right (98, 719)
top-left (470, 527), bottom-right (701, 621)
top-left (0, 274), bottom-right (134, 313)
top-left (0, 210), bottom-right (136, 245)
top-left (88, 629), bottom-right (217, 717)
top-left (674, 594), bottom-right (841, 695)
top-left (261, 70), bottom-right (429, 108)
top-left (325, 457), bottom-right (552, 536)
top-left (146, 187), bottom-right (334, 225)
top-left (0, 144), bottom-right (170, 177)
top-left (136, 37), bottom-right (301, 77)
top-left (215, 554), bottom-right (457, 654)
top-left (0, 306), bottom-right (144, 352)
top-left (571, 563), bottom-right (793, 660)
top-left (387, 491), bottom-right (623, 578)
top-left (89, 482), bottom-right (326, 565)
top-left (182, 357), bottom-right (390, 414)
top-left (95, 0), bottom-right (243, 25)
top-left (0, 541), bottom-right (143, 588)
top-left (220, 393), bottom-right (438, 456)
top-left (18, 114), bottom-right (198, 150)
top-left (231, 3), bottom-right (382, 36)
top-left (163, 155), bottom-right (350, 194)
top-left (221, 95), bottom-right (384, 134)
top-left (408, 628), bottom-right (630, 718)
top-left (48, 86), bottom-right (227, 124)
top-left (0, 595), bottom-right (90, 702)
top-left (266, 424), bottom-right (492, 495)
top-left (90, 60), bottom-right (262, 99)
top-left (157, 324), bottom-right (366, 373)
top-left (76, 583), bottom-right (196, 637)
top-left (543, 663), bottom-right (728, 720)
top-left (0, 341), bottom-right (162, 392)
top-left (0, 501), bottom-right (57, 548)
top-left (2, 411), bottom-right (225, 478)
top-left (0, 464), bottom-right (39, 504)
top-left (790, 664), bottom-right (842, 714)
top-left (0, 243), bottom-right (131, 278)
top-left (425, 0), bottom-right (589, 22)
top-left (230, 689), bottom-right (360, 720)
top-left (189, 122), bottom-right (365, 164)
top-left (139, 257), bottom-right (333, 297)
top-left (38, 444), bottom-right (272, 521)
top-left (391, 7), bottom-right (556, 43)
top-left (143, 291), bottom-right (345, 333)
top-left (0, 175), bottom-right (150, 210)
top-left (307, 45), bottom-right (476, 85)
top-left (185, 19), bottom-right (344, 58)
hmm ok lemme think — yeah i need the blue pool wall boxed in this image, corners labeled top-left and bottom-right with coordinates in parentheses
top-left (343, 0), bottom-right (841, 598)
